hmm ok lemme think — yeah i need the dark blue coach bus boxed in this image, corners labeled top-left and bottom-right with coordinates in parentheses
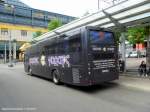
top-left (24, 26), bottom-right (119, 86)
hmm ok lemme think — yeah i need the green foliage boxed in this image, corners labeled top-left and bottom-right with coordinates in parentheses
top-left (48, 18), bottom-right (62, 31)
top-left (127, 27), bottom-right (146, 45)
top-left (33, 31), bottom-right (43, 38)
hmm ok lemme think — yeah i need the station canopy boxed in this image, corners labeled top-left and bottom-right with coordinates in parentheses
top-left (35, 0), bottom-right (150, 41)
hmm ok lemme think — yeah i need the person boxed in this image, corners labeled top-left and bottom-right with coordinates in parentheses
top-left (138, 61), bottom-right (147, 77)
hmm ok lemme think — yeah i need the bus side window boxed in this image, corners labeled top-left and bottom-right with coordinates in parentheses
top-left (69, 37), bottom-right (81, 53)
top-left (40, 46), bottom-right (45, 55)
top-left (63, 39), bottom-right (69, 53)
top-left (50, 44), bottom-right (57, 54)
top-left (57, 42), bottom-right (65, 54)
top-left (45, 44), bottom-right (57, 55)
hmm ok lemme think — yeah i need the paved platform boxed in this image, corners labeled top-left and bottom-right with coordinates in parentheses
top-left (118, 75), bottom-right (150, 92)
top-left (126, 58), bottom-right (146, 70)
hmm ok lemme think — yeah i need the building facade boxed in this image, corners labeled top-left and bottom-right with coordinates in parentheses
top-left (0, 0), bottom-right (75, 62)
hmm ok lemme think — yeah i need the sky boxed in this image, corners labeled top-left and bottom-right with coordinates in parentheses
top-left (20, 0), bottom-right (113, 17)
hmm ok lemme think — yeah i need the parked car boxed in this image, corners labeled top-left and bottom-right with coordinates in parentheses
top-left (140, 50), bottom-right (146, 57)
top-left (128, 51), bottom-right (138, 58)
top-left (125, 53), bottom-right (130, 58)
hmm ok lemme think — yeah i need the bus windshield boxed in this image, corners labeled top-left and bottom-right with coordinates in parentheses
top-left (90, 30), bottom-right (114, 44)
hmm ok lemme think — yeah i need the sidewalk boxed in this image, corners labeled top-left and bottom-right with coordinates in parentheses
top-left (0, 62), bottom-right (23, 69)
top-left (120, 71), bottom-right (139, 77)
top-left (118, 75), bottom-right (150, 92)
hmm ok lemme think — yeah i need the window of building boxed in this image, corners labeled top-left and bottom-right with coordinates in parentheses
top-left (21, 30), bottom-right (27, 36)
top-left (1, 28), bottom-right (8, 35)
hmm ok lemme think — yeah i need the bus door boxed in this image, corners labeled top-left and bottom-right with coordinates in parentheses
top-left (88, 30), bottom-right (118, 83)
top-left (38, 44), bottom-right (49, 78)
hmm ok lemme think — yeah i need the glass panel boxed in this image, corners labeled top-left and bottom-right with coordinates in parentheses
top-left (113, 3), bottom-right (150, 19)
top-left (101, 23), bottom-right (115, 28)
top-left (58, 12), bottom-right (105, 32)
top-left (105, 0), bottom-right (147, 14)
top-left (119, 12), bottom-right (150, 23)
top-left (89, 18), bottom-right (110, 26)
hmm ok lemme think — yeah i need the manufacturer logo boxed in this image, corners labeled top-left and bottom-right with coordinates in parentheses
top-left (103, 47), bottom-right (106, 51)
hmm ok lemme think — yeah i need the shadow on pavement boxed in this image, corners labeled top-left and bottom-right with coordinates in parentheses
top-left (64, 82), bottom-right (119, 93)
top-left (29, 74), bottom-right (119, 93)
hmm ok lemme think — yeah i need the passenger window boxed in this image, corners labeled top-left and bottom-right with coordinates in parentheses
top-left (57, 42), bottom-right (65, 53)
top-left (68, 36), bottom-right (81, 52)
top-left (45, 44), bottom-right (57, 54)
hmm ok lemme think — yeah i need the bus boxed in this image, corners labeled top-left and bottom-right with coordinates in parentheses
top-left (24, 26), bottom-right (119, 86)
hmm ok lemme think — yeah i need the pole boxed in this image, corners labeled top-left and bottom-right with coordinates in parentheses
top-left (120, 32), bottom-right (126, 72)
top-left (8, 30), bottom-right (13, 67)
top-left (13, 41), bottom-right (16, 64)
top-left (4, 42), bottom-right (6, 63)
top-left (146, 26), bottom-right (150, 67)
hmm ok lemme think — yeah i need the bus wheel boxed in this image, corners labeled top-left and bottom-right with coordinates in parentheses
top-left (52, 70), bottom-right (60, 85)
top-left (28, 67), bottom-right (33, 76)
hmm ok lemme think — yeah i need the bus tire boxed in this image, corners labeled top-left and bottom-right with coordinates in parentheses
top-left (28, 67), bottom-right (33, 76)
top-left (52, 70), bottom-right (61, 85)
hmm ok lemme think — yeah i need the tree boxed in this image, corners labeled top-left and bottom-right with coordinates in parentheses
top-left (33, 31), bottom-right (43, 39)
top-left (127, 27), bottom-right (146, 45)
top-left (48, 18), bottom-right (62, 31)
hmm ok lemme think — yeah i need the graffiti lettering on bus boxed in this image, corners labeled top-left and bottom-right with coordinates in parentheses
top-left (48, 55), bottom-right (70, 68)
top-left (29, 57), bottom-right (39, 65)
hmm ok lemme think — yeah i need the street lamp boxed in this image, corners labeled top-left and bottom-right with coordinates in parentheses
top-left (4, 41), bottom-right (7, 63)
top-left (4, 4), bottom-right (15, 67)
top-left (8, 30), bottom-right (13, 67)
top-left (12, 39), bottom-right (17, 64)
